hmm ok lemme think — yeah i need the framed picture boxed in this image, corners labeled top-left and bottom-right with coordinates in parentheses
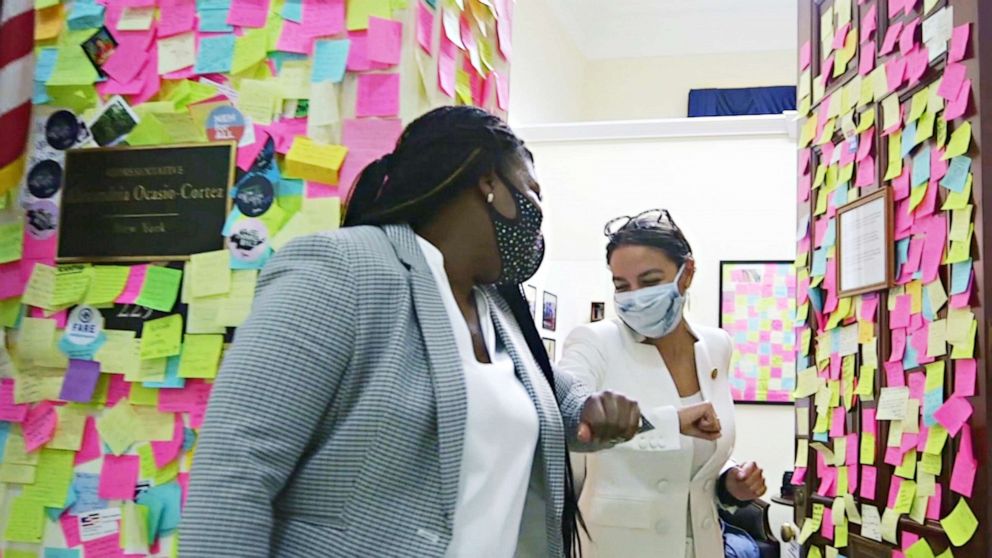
top-left (719, 261), bottom-right (797, 405)
top-left (590, 302), bottom-right (605, 322)
top-left (836, 188), bottom-right (893, 297)
top-left (542, 337), bottom-right (557, 360)
top-left (525, 285), bottom-right (537, 318)
top-left (542, 291), bottom-right (557, 331)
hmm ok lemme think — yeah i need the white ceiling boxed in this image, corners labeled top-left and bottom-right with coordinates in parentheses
top-left (544, 0), bottom-right (798, 60)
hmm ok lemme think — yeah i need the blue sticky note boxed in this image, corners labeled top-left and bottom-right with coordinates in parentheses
top-left (33, 81), bottom-right (51, 104)
top-left (182, 428), bottom-right (198, 452)
top-left (312, 39), bottom-right (351, 83)
top-left (911, 144), bottom-right (930, 186)
top-left (901, 122), bottom-right (918, 158)
top-left (281, 0), bottom-right (302, 22)
top-left (823, 218), bottom-right (836, 248)
top-left (194, 34), bottom-right (235, 74)
top-left (278, 178), bottom-right (305, 197)
top-left (269, 51), bottom-right (308, 73)
top-left (144, 355), bottom-right (186, 389)
top-left (198, 7), bottom-right (233, 32)
top-left (0, 422), bottom-right (9, 463)
top-left (902, 337), bottom-right (919, 370)
top-left (832, 187), bottom-right (848, 208)
top-left (35, 48), bottom-right (59, 82)
top-left (940, 155), bottom-right (972, 193)
top-left (895, 237), bottom-right (910, 276)
top-left (811, 247), bottom-right (828, 277)
top-left (67, 1), bottom-right (105, 29)
top-left (70, 473), bottom-right (108, 515)
top-left (45, 549), bottom-right (81, 558)
top-left (196, 0), bottom-right (229, 10)
top-left (231, 247), bottom-right (272, 270)
top-left (923, 390), bottom-right (942, 427)
top-left (137, 483), bottom-right (183, 535)
top-left (813, 432), bottom-right (829, 443)
top-left (808, 286), bottom-right (823, 314)
top-left (921, 288), bottom-right (936, 321)
top-left (950, 259), bottom-right (972, 295)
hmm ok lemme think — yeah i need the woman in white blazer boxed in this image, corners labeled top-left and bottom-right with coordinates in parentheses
top-left (558, 209), bottom-right (768, 558)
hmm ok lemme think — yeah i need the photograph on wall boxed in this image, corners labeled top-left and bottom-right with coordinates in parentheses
top-left (525, 284), bottom-right (537, 318)
top-left (719, 261), bottom-right (797, 404)
top-left (590, 302), bottom-right (605, 322)
top-left (543, 337), bottom-right (556, 360)
top-left (542, 291), bottom-right (557, 331)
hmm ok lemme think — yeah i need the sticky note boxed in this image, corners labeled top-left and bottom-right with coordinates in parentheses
top-left (22, 263), bottom-right (57, 310)
top-left (312, 39), bottom-right (350, 83)
top-left (941, 498), bottom-right (977, 547)
top-left (23, 401), bottom-right (58, 452)
top-left (194, 34), bottom-right (235, 74)
top-left (84, 266), bottom-right (130, 305)
top-left (59, 360), bottom-right (102, 402)
top-left (346, 0), bottom-right (390, 30)
top-left (940, 156), bottom-right (971, 192)
top-left (284, 136), bottom-right (348, 184)
top-left (188, 251), bottom-right (232, 298)
top-left (938, 63), bottom-right (967, 101)
top-left (237, 79), bottom-right (281, 125)
top-left (135, 266), bottom-right (182, 313)
top-left (158, 32), bottom-right (196, 75)
top-left (944, 122), bottom-right (972, 160)
top-left (98, 454), bottom-right (139, 500)
top-left (140, 315), bottom-right (183, 360)
top-left (96, 400), bottom-right (140, 455)
top-left (4, 496), bottom-right (45, 542)
top-left (177, 334), bottom-right (224, 378)
top-left (231, 28), bottom-right (268, 74)
top-left (227, 0), bottom-right (269, 27)
top-left (355, 72), bottom-right (400, 117)
top-left (368, 16), bottom-right (402, 65)
top-left (877, 387), bottom-right (909, 420)
top-left (417, 0), bottom-right (434, 54)
top-left (118, 6), bottom-right (155, 30)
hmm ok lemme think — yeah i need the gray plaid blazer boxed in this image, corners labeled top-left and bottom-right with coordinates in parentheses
top-left (180, 224), bottom-right (596, 557)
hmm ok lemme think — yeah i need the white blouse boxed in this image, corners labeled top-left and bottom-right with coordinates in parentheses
top-left (415, 236), bottom-right (539, 558)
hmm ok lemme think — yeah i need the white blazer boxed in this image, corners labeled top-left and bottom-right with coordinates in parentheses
top-left (559, 318), bottom-right (737, 558)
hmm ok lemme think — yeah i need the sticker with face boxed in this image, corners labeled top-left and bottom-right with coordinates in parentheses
top-left (234, 174), bottom-right (274, 217)
top-left (227, 218), bottom-right (269, 262)
top-left (25, 200), bottom-right (59, 240)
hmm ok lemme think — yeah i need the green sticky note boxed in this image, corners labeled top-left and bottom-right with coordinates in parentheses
top-left (129, 383), bottom-right (160, 406)
top-left (127, 115), bottom-right (172, 146)
top-left (941, 498), bottom-right (977, 547)
top-left (85, 265), bottom-right (131, 305)
top-left (905, 538), bottom-right (935, 558)
top-left (138, 444), bottom-right (157, 478)
top-left (177, 334), bottom-right (224, 378)
top-left (27, 448), bottom-right (75, 507)
top-left (139, 315), bottom-right (184, 360)
top-left (231, 28), bottom-right (268, 75)
top-left (47, 43), bottom-right (100, 86)
top-left (943, 122), bottom-right (972, 160)
top-left (0, 297), bottom-right (21, 328)
top-left (0, 221), bottom-right (24, 264)
top-left (46, 85), bottom-right (99, 113)
top-left (346, 0), bottom-right (390, 30)
top-left (136, 266), bottom-right (183, 312)
top-left (4, 496), bottom-right (45, 543)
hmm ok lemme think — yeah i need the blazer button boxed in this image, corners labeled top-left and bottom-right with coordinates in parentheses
top-left (656, 480), bottom-right (668, 492)
top-left (654, 520), bottom-right (666, 534)
top-left (702, 517), bottom-right (714, 530)
top-left (710, 368), bottom-right (718, 380)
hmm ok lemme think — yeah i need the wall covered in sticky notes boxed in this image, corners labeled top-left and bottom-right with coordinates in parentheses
top-left (0, 0), bottom-right (514, 555)
top-left (794, 1), bottom-right (989, 557)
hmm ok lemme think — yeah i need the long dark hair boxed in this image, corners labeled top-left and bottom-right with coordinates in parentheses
top-left (343, 106), bottom-right (584, 556)
top-left (605, 209), bottom-right (693, 265)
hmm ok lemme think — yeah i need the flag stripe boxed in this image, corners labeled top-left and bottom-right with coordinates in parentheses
top-left (0, 0), bottom-right (33, 24)
top-left (0, 55), bottom-right (34, 113)
top-left (0, 11), bottom-right (34, 67)
top-left (0, 101), bottom-right (31, 170)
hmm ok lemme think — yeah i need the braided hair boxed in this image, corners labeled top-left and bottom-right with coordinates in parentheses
top-left (343, 106), bottom-right (585, 557)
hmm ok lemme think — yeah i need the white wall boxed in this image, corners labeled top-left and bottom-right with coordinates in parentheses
top-left (519, 118), bottom-right (798, 541)
top-left (581, 49), bottom-right (798, 121)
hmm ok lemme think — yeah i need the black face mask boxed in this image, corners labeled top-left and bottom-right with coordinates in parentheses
top-left (489, 188), bottom-right (545, 286)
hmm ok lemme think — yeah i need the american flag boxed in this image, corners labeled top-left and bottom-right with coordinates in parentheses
top-left (0, 0), bottom-right (34, 196)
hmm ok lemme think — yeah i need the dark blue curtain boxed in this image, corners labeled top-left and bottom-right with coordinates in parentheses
top-left (688, 86), bottom-right (796, 117)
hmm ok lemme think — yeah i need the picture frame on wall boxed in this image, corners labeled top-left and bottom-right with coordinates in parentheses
top-left (590, 302), bottom-right (605, 322)
top-left (525, 284), bottom-right (537, 318)
top-left (542, 337), bottom-right (556, 360)
top-left (542, 291), bottom-right (557, 331)
top-left (718, 260), bottom-right (797, 405)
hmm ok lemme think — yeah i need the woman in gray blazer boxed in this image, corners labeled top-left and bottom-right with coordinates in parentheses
top-left (181, 107), bottom-right (647, 558)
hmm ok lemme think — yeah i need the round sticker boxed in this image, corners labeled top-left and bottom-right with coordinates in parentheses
top-left (227, 218), bottom-right (269, 262)
top-left (206, 106), bottom-right (247, 142)
top-left (234, 174), bottom-right (274, 217)
top-left (27, 159), bottom-right (63, 199)
top-left (25, 200), bottom-right (59, 240)
top-left (45, 110), bottom-right (81, 150)
top-left (65, 305), bottom-right (105, 346)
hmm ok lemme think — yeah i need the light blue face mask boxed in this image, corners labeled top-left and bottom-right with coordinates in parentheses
top-left (614, 265), bottom-right (686, 339)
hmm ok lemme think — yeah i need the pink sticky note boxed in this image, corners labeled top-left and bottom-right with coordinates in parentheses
top-left (938, 63), bottom-right (967, 101)
top-left (106, 374), bottom-right (132, 407)
top-left (305, 181), bottom-right (340, 198)
top-left (99, 455), bottom-right (140, 500)
top-left (905, 47), bottom-right (929, 86)
top-left (884, 445), bottom-right (904, 467)
top-left (920, 214), bottom-right (947, 282)
top-left (833, 23), bottom-right (851, 50)
top-left (888, 477), bottom-right (903, 508)
top-left (926, 484), bottom-right (942, 520)
top-left (893, 169), bottom-right (911, 202)
top-left (337, 149), bottom-right (378, 200)
top-left (954, 360), bottom-right (977, 397)
top-left (131, 46), bottom-right (162, 105)
top-left (899, 18), bottom-right (920, 55)
top-left (855, 155), bottom-right (875, 187)
top-left (859, 41), bottom-right (877, 75)
top-left (889, 0), bottom-right (906, 18)
top-left (342, 117), bottom-right (402, 152)
top-left (270, 118), bottom-right (308, 153)
top-left (83, 534), bottom-right (125, 558)
top-left (944, 78), bottom-right (971, 121)
top-left (934, 396), bottom-right (973, 436)
top-left (908, 372), bottom-right (926, 401)
top-left (886, 57), bottom-right (907, 92)
top-left (345, 30), bottom-right (390, 72)
top-left (880, 21), bottom-right (904, 55)
top-left (368, 16), bottom-right (402, 65)
top-left (847, 433), bottom-right (859, 466)
top-left (791, 467), bottom-right (807, 485)
top-left (355, 73), bottom-right (400, 117)
top-left (416, 1), bottom-right (434, 54)
top-left (817, 466), bottom-right (837, 497)
top-left (949, 23), bottom-right (970, 63)
top-left (178, 472), bottom-right (190, 507)
top-left (116, 264), bottom-right (148, 304)
top-left (848, 459), bottom-right (859, 495)
top-left (863, 408), bottom-right (877, 435)
top-left (158, 0), bottom-right (196, 37)
top-left (151, 414), bottom-right (186, 468)
top-left (884, 361), bottom-right (906, 387)
top-left (227, 0), bottom-right (270, 27)
top-left (822, 507), bottom-right (835, 541)
top-left (102, 44), bottom-right (147, 83)
top-left (820, 56), bottom-right (834, 88)
top-left (61, 514), bottom-right (82, 547)
top-left (830, 407), bottom-right (847, 437)
top-left (0, 262), bottom-right (26, 300)
top-left (23, 401), bottom-right (58, 452)
top-left (861, 465), bottom-right (877, 499)
top-left (861, 4), bottom-right (877, 43)
top-left (0, 378), bottom-right (29, 422)
top-left (302, 0), bottom-right (344, 37)
top-left (276, 21), bottom-right (315, 54)
top-left (438, 33), bottom-right (457, 98)
top-left (75, 416), bottom-right (102, 465)
top-left (97, 73), bottom-right (146, 96)
top-left (950, 426), bottom-right (976, 497)
top-left (890, 295), bottom-right (911, 328)
top-left (236, 128), bottom-right (270, 171)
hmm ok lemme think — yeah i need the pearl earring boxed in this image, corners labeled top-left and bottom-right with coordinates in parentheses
top-left (486, 192), bottom-right (495, 204)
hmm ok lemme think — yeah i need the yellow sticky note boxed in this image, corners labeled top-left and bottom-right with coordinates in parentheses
top-left (884, 131), bottom-right (903, 180)
top-left (895, 450), bottom-right (918, 480)
top-left (906, 538), bottom-right (935, 558)
top-left (177, 334), bottom-right (224, 379)
top-left (924, 424), bottom-right (949, 455)
top-left (95, 330), bottom-right (140, 376)
top-left (48, 405), bottom-right (88, 451)
top-left (138, 443), bottom-right (158, 478)
top-left (85, 266), bottom-right (130, 305)
top-left (30, 448), bottom-right (75, 507)
top-left (232, 28), bottom-right (268, 74)
top-left (936, 116), bottom-right (948, 150)
top-left (96, 401), bottom-right (140, 455)
top-left (35, 4), bottom-right (65, 41)
top-left (950, 320), bottom-right (977, 359)
top-left (157, 32), bottom-right (196, 75)
top-left (132, 357), bottom-right (167, 383)
top-left (860, 432), bottom-right (876, 464)
top-left (0, 222), bottom-right (24, 264)
top-left (215, 270), bottom-right (258, 327)
top-left (54, 264), bottom-right (94, 308)
top-left (155, 459), bottom-right (179, 485)
top-left (139, 315), bottom-right (184, 360)
top-left (278, 60), bottom-right (312, 99)
top-left (4, 495), bottom-right (45, 543)
top-left (908, 90), bottom-right (929, 123)
top-left (118, 6), bottom-right (156, 30)
top-left (129, 382), bottom-right (159, 406)
top-left (944, 122), bottom-right (972, 160)
top-left (284, 137), bottom-right (348, 184)
top-left (190, 251), bottom-right (232, 298)
top-left (237, 79), bottom-right (282, 125)
top-left (881, 95), bottom-right (900, 131)
top-left (152, 112), bottom-right (207, 143)
top-left (346, 0), bottom-right (391, 30)
top-left (132, 407), bottom-right (174, 441)
top-left (909, 181), bottom-right (929, 212)
top-left (941, 498), bottom-right (978, 547)
top-left (21, 263), bottom-right (57, 310)
top-left (16, 317), bottom-right (56, 364)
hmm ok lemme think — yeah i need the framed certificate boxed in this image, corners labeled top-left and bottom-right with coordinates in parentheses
top-left (836, 188), bottom-right (893, 297)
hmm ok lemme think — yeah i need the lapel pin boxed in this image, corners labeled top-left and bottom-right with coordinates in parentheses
top-left (710, 368), bottom-right (718, 380)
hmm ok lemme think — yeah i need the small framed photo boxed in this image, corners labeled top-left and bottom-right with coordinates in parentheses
top-left (88, 95), bottom-right (139, 146)
top-left (525, 284), bottom-right (537, 318)
top-left (590, 302), bottom-right (605, 322)
top-left (542, 337), bottom-right (556, 360)
top-left (80, 26), bottom-right (118, 74)
top-left (542, 291), bottom-right (557, 331)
